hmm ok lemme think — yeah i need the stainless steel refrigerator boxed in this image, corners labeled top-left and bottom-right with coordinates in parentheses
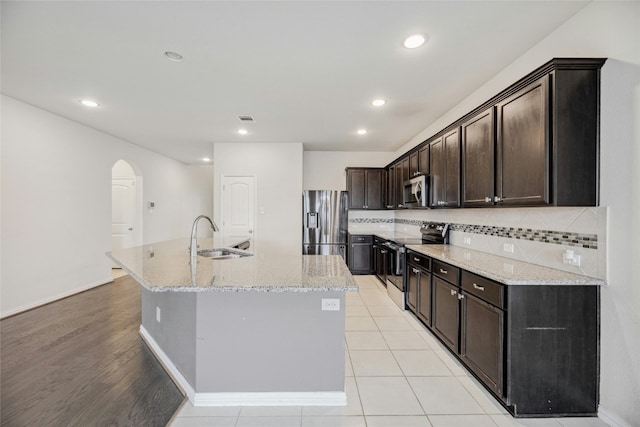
top-left (302, 190), bottom-right (348, 261)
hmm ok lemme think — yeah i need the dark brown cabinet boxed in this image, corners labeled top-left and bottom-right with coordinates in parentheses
top-left (346, 168), bottom-right (385, 210)
top-left (386, 157), bottom-right (409, 209)
top-left (373, 237), bottom-right (388, 285)
top-left (407, 250), bottom-right (433, 326)
top-left (461, 59), bottom-right (604, 208)
top-left (496, 77), bottom-right (549, 206)
top-left (432, 276), bottom-right (460, 352)
top-left (461, 292), bottom-right (504, 396)
top-left (430, 128), bottom-right (460, 208)
top-left (405, 250), bottom-right (599, 417)
top-left (462, 107), bottom-right (495, 207)
top-left (409, 145), bottom-right (430, 178)
top-left (394, 157), bottom-right (409, 208)
top-left (418, 145), bottom-right (429, 177)
top-left (409, 151), bottom-right (419, 178)
top-left (386, 58), bottom-right (604, 209)
top-left (347, 234), bottom-right (373, 274)
top-left (406, 265), bottom-right (419, 313)
top-left (386, 164), bottom-right (396, 209)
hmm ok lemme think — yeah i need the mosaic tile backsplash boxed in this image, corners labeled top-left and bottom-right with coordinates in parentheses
top-left (348, 207), bottom-right (606, 280)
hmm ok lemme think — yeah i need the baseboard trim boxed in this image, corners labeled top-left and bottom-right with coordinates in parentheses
top-left (193, 391), bottom-right (347, 407)
top-left (0, 277), bottom-right (113, 319)
top-left (599, 406), bottom-right (634, 427)
top-left (139, 325), bottom-right (347, 407)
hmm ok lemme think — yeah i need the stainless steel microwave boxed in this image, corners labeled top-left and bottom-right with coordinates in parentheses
top-left (403, 175), bottom-right (428, 207)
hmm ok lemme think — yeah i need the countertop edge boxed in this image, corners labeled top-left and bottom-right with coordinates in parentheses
top-left (106, 251), bottom-right (359, 293)
top-left (404, 245), bottom-right (605, 286)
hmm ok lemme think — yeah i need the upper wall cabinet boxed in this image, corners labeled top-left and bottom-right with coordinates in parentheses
top-left (409, 145), bottom-right (429, 178)
top-left (496, 76), bottom-right (549, 206)
top-left (461, 107), bottom-right (495, 206)
top-left (346, 168), bottom-right (385, 210)
top-left (387, 58), bottom-right (605, 209)
top-left (430, 128), bottom-right (460, 208)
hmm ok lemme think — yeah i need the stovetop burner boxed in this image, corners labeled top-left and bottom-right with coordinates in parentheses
top-left (420, 222), bottom-right (450, 244)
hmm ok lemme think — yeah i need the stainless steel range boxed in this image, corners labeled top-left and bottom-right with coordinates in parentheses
top-left (384, 222), bottom-right (449, 309)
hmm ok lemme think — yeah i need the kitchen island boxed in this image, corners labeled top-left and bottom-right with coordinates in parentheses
top-left (108, 238), bottom-right (357, 407)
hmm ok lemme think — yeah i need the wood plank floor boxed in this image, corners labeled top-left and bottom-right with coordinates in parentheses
top-left (1, 275), bottom-right (185, 426)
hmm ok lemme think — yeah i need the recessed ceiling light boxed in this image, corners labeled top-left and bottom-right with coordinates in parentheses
top-left (164, 51), bottom-right (183, 62)
top-left (357, 129), bottom-right (367, 135)
top-left (371, 99), bottom-right (386, 107)
top-left (403, 34), bottom-right (426, 49)
top-left (202, 157), bottom-right (211, 162)
top-left (238, 129), bottom-right (248, 135)
top-left (79, 99), bottom-right (99, 108)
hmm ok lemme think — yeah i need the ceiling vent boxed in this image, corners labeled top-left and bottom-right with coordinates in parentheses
top-left (237, 115), bottom-right (255, 122)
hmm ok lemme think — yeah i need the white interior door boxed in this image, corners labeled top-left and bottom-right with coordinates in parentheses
top-left (221, 176), bottom-right (255, 249)
top-left (112, 178), bottom-right (136, 257)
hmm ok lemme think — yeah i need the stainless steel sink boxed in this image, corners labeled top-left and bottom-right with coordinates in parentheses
top-left (197, 248), bottom-right (253, 259)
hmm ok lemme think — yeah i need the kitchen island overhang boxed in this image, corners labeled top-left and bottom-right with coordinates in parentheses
top-left (107, 238), bottom-right (358, 407)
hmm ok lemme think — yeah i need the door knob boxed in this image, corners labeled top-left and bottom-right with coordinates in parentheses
top-left (128, 227), bottom-right (133, 231)
top-left (248, 230), bottom-right (253, 233)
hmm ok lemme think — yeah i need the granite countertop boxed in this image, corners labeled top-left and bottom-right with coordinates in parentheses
top-left (107, 237), bottom-right (358, 293)
top-left (406, 244), bottom-right (605, 286)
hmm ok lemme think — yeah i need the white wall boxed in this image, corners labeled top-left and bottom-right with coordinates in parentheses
top-left (0, 95), bottom-right (213, 316)
top-left (303, 151), bottom-right (393, 190)
top-left (213, 143), bottom-right (303, 252)
top-left (390, 3), bottom-right (640, 425)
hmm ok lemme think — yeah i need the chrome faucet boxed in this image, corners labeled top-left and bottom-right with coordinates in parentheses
top-left (190, 215), bottom-right (219, 258)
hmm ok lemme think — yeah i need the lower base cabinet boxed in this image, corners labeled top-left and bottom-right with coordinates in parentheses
top-left (404, 252), bottom-right (599, 418)
top-left (406, 251), bottom-right (432, 324)
top-left (460, 292), bottom-right (503, 396)
top-left (432, 277), bottom-right (460, 353)
top-left (406, 267), bottom-right (419, 312)
top-left (348, 235), bottom-right (373, 274)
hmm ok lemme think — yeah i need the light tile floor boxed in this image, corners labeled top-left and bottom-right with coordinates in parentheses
top-left (169, 275), bottom-right (609, 427)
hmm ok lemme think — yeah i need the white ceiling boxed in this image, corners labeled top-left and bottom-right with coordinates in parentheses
top-left (1, 1), bottom-right (589, 164)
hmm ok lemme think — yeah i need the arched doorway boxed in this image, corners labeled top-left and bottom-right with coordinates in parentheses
top-left (111, 160), bottom-right (142, 276)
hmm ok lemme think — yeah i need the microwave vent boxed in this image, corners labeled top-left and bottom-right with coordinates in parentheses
top-left (237, 115), bottom-right (255, 122)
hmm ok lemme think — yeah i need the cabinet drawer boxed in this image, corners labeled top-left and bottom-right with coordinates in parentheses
top-left (350, 235), bottom-right (373, 244)
top-left (461, 271), bottom-right (504, 308)
top-left (433, 260), bottom-right (459, 285)
top-left (407, 251), bottom-right (431, 271)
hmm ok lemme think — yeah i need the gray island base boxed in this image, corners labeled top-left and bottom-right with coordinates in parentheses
top-left (108, 238), bottom-right (358, 406)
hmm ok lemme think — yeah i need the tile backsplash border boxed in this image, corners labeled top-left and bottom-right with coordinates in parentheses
top-left (348, 207), bottom-right (606, 280)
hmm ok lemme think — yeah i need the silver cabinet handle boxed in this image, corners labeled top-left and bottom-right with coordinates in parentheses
top-left (458, 294), bottom-right (465, 300)
top-left (450, 289), bottom-right (457, 296)
top-left (398, 204), bottom-right (404, 208)
top-left (494, 196), bottom-right (502, 202)
top-left (413, 268), bottom-right (420, 274)
top-left (439, 268), bottom-right (448, 274)
top-left (414, 257), bottom-right (421, 262)
top-left (381, 250), bottom-right (387, 254)
top-left (485, 197), bottom-right (492, 203)
top-left (473, 283), bottom-right (485, 291)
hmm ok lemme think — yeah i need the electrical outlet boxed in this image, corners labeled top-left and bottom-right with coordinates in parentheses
top-left (503, 243), bottom-right (515, 253)
top-left (563, 249), bottom-right (581, 266)
top-left (156, 307), bottom-right (161, 323)
top-left (321, 298), bottom-right (340, 311)
top-left (464, 237), bottom-right (471, 245)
